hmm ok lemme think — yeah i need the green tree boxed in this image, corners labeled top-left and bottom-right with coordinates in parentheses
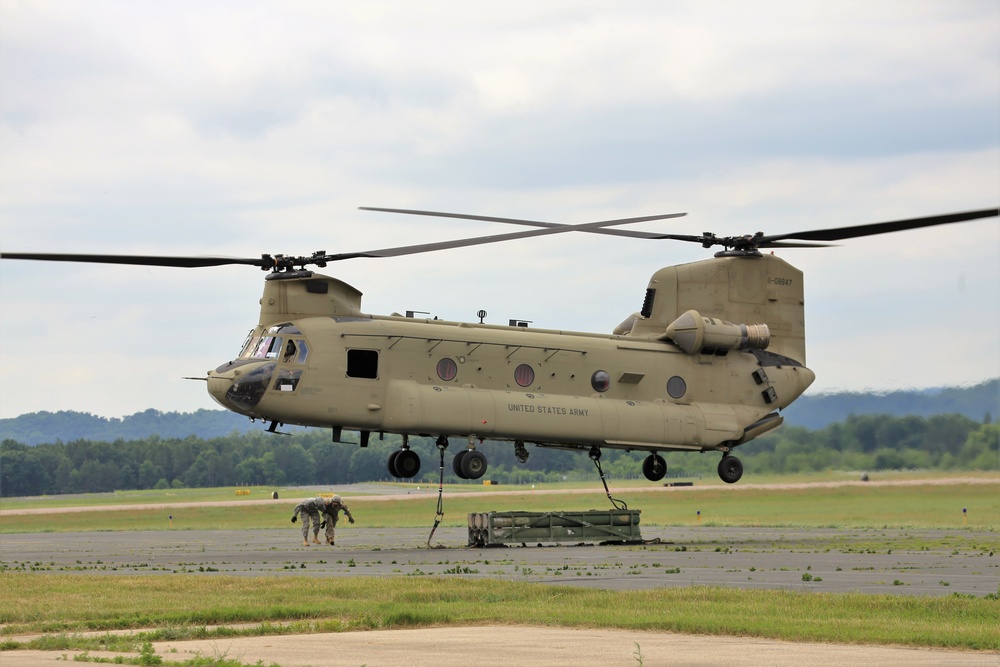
top-left (138, 460), bottom-right (164, 489)
top-left (279, 443), bottom-right (316, 485)
top-left (183, 448), bottom-right (235, 487)
top-left (957, 424), bottom-right (999, 470)
top-left (259, 451), bottom-right (285, 485)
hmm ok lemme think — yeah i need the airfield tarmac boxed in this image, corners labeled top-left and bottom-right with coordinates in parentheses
top-left (3, 484), bottom-right (998, 665)
top-left (3, 526), bottom-right (997, 596)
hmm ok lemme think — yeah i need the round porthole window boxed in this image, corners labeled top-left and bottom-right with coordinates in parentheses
top-left (591, 370), bottom-right (611, 393)
top-left (436, 358), bottom-right (458, 381)
top-left (514, 364), bottom-right (535, 387)
top-left (667, 375), bottom-right (687, 399)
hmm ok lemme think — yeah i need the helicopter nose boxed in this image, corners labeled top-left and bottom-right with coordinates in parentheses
top-left (207, 361), bottom-right (275, 414)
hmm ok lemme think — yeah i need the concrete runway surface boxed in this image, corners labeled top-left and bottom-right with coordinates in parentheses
top-left (2, 526), bottom-right (997, 596)
top-left (3, 626), bottom-right (998, 667)
top-left (3, 525), bottom-right (998, 666)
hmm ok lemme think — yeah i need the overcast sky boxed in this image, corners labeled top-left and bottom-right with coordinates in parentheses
top-left (1, 1), bottom-right (998, 419)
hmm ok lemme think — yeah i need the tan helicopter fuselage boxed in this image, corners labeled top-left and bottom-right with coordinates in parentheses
top-left (207, 253), bottom-right (815, 457)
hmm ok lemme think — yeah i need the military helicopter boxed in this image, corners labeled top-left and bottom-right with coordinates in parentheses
top-left (2, 207), bottom-right (997, 486)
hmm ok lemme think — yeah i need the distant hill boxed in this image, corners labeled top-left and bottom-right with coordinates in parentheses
top-left (780, 379), bottom-right (998, 430)
top-left (1, 379), bottom-right (996, 445)
top-left (0, 408), bottom-right (256, 446)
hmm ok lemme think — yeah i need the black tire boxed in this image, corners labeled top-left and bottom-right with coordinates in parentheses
top-left (718, 455), bottom-right (743, 484)
top-left (387, 450), bottom-right (401, 478)
top-left (642, 453), bottom-right (667, 482)
top-left (453, 449), bottom-right (469, 479)
top-left (460, 450), bottom-right (488, 480)
top-left (394, 449), bottom-right (421, 478)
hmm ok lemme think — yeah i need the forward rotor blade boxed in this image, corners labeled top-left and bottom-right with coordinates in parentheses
top-left (762, 208), bottom-right (999, 243)
top-left (359, 207), bottom-right (686, 239)
top-left (0, 252), bottom-right (268, 268)
top-left (1, 213), bottom-right (678, 270)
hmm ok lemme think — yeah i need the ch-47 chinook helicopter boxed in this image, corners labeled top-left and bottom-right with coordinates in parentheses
top-left (2, 207), bottom-right (997, 486)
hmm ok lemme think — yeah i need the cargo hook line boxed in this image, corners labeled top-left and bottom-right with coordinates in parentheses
top-left (589, 447), bottom-right (627, 510)
top-left (427, 436), bottom-right (449, 548)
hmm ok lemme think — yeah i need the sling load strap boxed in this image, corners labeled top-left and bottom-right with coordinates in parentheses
top-left (427, 438), bottom-right (448, 548)
top-left (592, 454), bottom-right (627, 511)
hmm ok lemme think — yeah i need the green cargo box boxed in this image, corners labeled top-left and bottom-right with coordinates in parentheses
top-left (467, 510), bottom-right (641, 546)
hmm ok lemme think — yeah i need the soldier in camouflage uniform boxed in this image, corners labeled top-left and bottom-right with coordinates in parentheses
top-left (290, 496), bottom-right (326, 546)
top-left (320, 494), bottom-right (355, 546)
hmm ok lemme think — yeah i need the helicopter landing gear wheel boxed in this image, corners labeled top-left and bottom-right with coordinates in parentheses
top-left (390, 449), bottom-right (421, 478)
top-left (718, 455), bottom-right (743, 484)
top-left (460, 450), bottom-right (488, 479)
top-left (642, 453), bottom-right (667, 482)
top-left (454, 449), bottom-right (487, 479)
top-left (453, 449), bottom-right (468, 478)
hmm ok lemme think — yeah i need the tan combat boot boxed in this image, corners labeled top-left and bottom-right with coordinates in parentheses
top-left (302, 539), bottom-right (310, 546)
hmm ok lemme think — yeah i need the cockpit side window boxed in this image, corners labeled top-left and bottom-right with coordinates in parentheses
top-left (273, 338), bottom-right (310, 364)
top-left (274, 368), bottom-right (302, 392)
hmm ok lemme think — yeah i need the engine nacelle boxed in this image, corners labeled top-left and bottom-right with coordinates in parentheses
top-left (664, 309), bottom-right (770, 355)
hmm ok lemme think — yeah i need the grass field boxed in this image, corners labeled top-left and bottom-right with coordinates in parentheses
top-left (1, 475), bottom-right (997, 534)
top-left (1, 473), bottom-right (998, 662)
top-left (1, 574), bottom-right (998, 651)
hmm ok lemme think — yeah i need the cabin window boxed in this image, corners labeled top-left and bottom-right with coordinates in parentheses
top-left (667, 375), bottom-right (687, 399)
top-left (437, 357), bottom-right (458, 382)
top-left (514, 364), bottom-right (535, 387)
top-left (591, 370), bottom-right (611, 393)
top-left (347, 349), bottom-right (379, 379)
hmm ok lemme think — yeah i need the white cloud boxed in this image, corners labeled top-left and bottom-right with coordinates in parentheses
top-left (1, 1), bottom-right (997, 418)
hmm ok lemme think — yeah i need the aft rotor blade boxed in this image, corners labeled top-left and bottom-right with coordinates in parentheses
top-left (333, 214), bottom-right (687, 260)
top-left (0, 252), bottom-right (269, 268)
top-left (359, 206), bottom-right (687, 239)
top-left (762, 208), bottom-right (999, 243)
top-left (757, 240), bottom-right (833, 248)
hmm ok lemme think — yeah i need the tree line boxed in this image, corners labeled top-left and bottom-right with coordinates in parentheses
top-left (0, 413), bottom-right (995, 497)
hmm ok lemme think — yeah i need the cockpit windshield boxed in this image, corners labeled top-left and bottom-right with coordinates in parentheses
top-left (239, 324), bottom-right (308, 363)
top-left (239, 330), bottom-right (257, 358)
top-left (253, 336), bottom-right (284, 359)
